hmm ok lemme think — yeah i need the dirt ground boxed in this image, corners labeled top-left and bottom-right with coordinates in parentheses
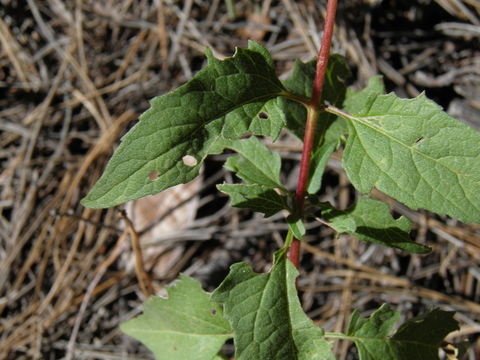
top-left (1, 0), bottom-right (480, 359)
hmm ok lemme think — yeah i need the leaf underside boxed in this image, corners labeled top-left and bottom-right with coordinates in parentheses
top-left (219, 136), bottom-right (290, 217)
top-left (224, 137), bottom-right (284, 189)
top-left (336, 92), bottom-right (480, 223)
top-left (347, 304), bottom-right (459, 360)
top-left (323, 197), bottom-right (430, 254)
top-left (211, 257), bottom-right (334, 360)
top-left (120, 275), bottom-right (232, 360)
top-left (81, 41), bottom-right (285, 208)
top-left (217, 183), bottom-right (289, 217)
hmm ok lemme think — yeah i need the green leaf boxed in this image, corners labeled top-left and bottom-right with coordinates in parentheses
top-left (217, 183), bottom-right (289, 217)
top-left (224, 137), bottom-right (284, 189)
top-left (220, 98), bottom-right (287, 141)
top-left (307, 117), bottom-right (347, 194)
top-left (324, 211), bottom-right (357, 233)
top-left (120, 275), bottom-right (232, 360)
top-left (211, 257), bottom-right (334, 360)
top-left (322, 197), bottom-right (430, 254)
top-left (81, 41), bottom-right (285, 208)
top-left (219, 137), bottom-right (290, 218)
top-left (283, 54), bottom-right (350, 113)
top-left (329, 92), bottom-right (480, 223)
top-left (287, 215), bottom-right (306, 241)
top-left (273, 229), bottom-right (294, 264)
top-left (343, 75), bottom-right (385, 115)
top-left (346, 304), bottom-right (459, 360)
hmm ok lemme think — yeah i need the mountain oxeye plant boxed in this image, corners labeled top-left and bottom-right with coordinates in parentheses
top-left (81, 1), bottom-right (479, 359)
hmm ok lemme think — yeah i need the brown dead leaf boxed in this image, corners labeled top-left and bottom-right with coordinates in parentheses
top-left (124, 176), bottom-right (202, 278)
top-left (238, 12), bottom-right (271, 41)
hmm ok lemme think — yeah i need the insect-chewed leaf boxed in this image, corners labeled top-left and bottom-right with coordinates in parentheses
top-left (81, 41), bottom-right (285, 208)
top-left (329, 92), bottom-right (480, 223)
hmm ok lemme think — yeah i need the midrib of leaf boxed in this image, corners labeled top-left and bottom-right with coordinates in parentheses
top-left (152, 305), bottom-right (231, 334)
top-left (282, 260), bottom-right (300, 360)
top-left (250, 261), bottom-right (301, 359)
top-left (326, 105), bottom-right (479, 216)
top-left (351, 117), bottom-right (472, 213)
top-left (251, 275), bottom-right (276, 347)
top-left (237, 269), bottom-right (301, 358)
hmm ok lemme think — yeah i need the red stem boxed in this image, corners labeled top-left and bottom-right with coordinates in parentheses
top-left (310, 0), bottom-right (338, 109)
top-left (288, 0), bottom-right (338, 269)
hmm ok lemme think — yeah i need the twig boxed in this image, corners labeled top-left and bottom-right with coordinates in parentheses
top-left (121, 211), bottom-right (154, 298)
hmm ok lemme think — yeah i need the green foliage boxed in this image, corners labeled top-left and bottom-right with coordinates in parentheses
top-left (217, 183), bottom-right (289, 217)
top-left (224, 137), bottom-right (285, 189)
top-left (322, 197), bottom-right (430, 254)
top-left (120, 275), bottom-right (232, 360)
top-left (328, 92), bottom-right (480, 223)
top-left (211, 257), bottom-right (334, 360)
top-left (79, 42), bottom-right (474, 359)
top-left (287, 215), bottom-right (306, 241)
top-left (343, 75), bottom-right (385, 114)
top-left (218, 136), bottom-right (290, 217)
top-left (81, 41), bottom-right (284, 208)
top-left (346, 304), bottom-right (459, 360)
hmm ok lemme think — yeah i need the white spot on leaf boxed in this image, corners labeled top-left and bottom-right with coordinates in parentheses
top-left (182, 155), bottom-right (198, 167)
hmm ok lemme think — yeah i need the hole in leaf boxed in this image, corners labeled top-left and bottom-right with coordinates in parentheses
top-left (210, 309), bottom-right (217, 315)
top-left (415, 136), bottom-right (425, 145)
top-left (149, 170), bottom-right (159, 181)
top-left (258, 112), bottom-right (268, 119)
top-left (182, 155), bottom-right (198, 167)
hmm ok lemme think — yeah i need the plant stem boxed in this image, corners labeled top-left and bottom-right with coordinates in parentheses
top-left (310, 0), bottom-right (338, 109)
top-left (288, 0), bottom-right (338, 269)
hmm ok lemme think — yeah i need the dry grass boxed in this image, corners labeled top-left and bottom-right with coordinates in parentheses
top-left (1, 0), bottom-right (479, 359)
